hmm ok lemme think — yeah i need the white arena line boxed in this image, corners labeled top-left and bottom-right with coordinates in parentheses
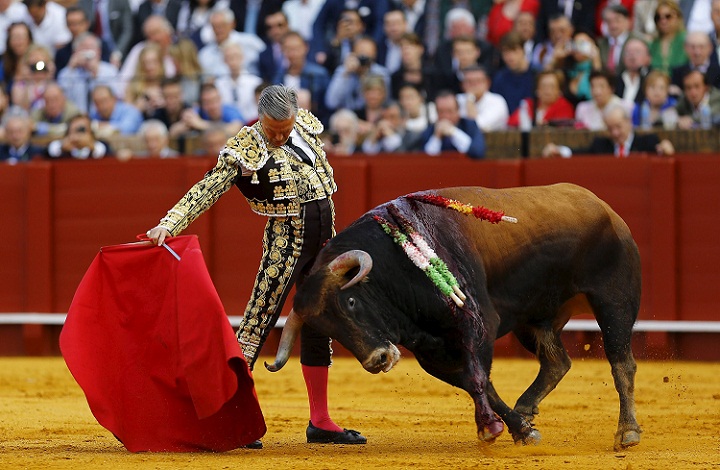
top-left (1, 314), bottom-right (720, 333)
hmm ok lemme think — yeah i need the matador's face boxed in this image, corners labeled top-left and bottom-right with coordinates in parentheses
top-left (260, 114), bottom-right (296, 148)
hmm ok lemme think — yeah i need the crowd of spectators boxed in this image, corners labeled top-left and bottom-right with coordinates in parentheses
top-left (1, 0), bottom-right (720, 164)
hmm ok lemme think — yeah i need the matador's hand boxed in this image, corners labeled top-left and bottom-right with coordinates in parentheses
top-left (146, 226), bottom-right (171, 246)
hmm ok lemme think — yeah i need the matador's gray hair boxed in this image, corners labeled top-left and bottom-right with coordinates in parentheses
top-left (257, 85), bottom-right (299, 121)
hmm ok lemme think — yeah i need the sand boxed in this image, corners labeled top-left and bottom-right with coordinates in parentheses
top-left (1, 356), bottom-right (718, 470)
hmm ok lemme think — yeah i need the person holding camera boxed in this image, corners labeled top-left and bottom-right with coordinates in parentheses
top-left (324, 35), bottom-right (390, 114)
top-left (45, 113), bottom-right (110, 159)
top-left (9, 43), bottom-right (55, 112)
top-left (57, 32), bottom-right (119, 113)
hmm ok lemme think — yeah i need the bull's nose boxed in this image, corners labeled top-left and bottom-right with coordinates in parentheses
top-left (362, 344), bottom-right (401, 374)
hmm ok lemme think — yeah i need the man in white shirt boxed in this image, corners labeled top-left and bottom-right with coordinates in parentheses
top-left (198, 7), bottom-right (266, 79)
top-left (616, 38), bottom-right (652, 105)
top-left (456, 65), bottom-right (509, 132)
top-left (215, 42), bottom-right (263, 122)
top-left (22, 0), bottom-right (71, 55)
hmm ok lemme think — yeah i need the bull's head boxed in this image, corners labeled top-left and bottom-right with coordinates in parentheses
top-left (265, 249), bottom-right (401, 374)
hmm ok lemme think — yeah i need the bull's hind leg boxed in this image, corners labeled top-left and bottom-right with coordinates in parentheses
top-left (589, 294), bottom-right (642, 451)
top-left (510, 326), bottom-right (572, 444)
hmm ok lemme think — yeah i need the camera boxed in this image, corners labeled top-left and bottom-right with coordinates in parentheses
top-left (81, 50), bottom-right (96, 61)
top-left (572, 40), bottom-right (593, 56)
top-left (357, 55), bottom-right (371, 67)
top-left (31, 61), bottom-right (46, 73)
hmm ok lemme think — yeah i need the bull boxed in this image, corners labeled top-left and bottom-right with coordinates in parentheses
top-left (267, 184), bottom-right (642, 451)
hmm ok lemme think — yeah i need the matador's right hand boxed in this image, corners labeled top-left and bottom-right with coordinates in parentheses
top-left (146, 226), bottom-right (171, 246)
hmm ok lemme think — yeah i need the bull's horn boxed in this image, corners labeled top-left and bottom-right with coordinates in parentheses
top-left (264, 309), bottom-right (303, 372)
top-left (328, 250), bottom-right (373, 290)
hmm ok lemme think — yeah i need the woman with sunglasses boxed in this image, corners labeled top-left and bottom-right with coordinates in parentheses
top-left (649, 0), bottom-right (688, 74)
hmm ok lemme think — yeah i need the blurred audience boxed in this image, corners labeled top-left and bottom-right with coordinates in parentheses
top-left (77, 0), bottom-right (134, 63)
top-left (324, 107), bottom-right (360, 156)
top-left (670, 31), bottom-right (720, 92)
top-left (124, 42), bottom-right (168, 119)
top-left (542, 103), bottom-right (675, 157)
top-left (508, 69), bottom-right (575, 127)
top-left (1, 22), bottom-right (33, 87)
top-left (54, 7), bottom-right (113, 72)
top-left (631, 70), bottom-right (678, 127)
top-left (616, 37), bottom-right (652, 105)
top-left (0, 106), bottom-right (43, 163)
top-left (174, 82), bottom-right (243, 137)
top-left (22, 0), bottom-right (71, 56)
top-left (398, 82), bottom-right (436, 133)
top-left (419, 90), bottom-right (485, 159)
top-left (31, 81), bottom-right (80, 136)
top-left (45, 113), bottom-right (110, 159)
top-left (90, 84), bottom-right (144, 137)
top-left (491, 31), bottom-right (536, 114)
top-left (649, 0), bottom-right (687, 75)
top-left (258, 10), bottom-right (289, 82)
top-left (360, 100), bottom-right (423, 154)
top-left (576, 69), bottom-right (632, 130)
top-left (10, 43), bottom-right (54, 111)
top-left (675, 69), bottom-right (720, 128)
top-left (456, 65), bottom-right (509, 132)
top-left (215, 41), bottom-right (263, 122)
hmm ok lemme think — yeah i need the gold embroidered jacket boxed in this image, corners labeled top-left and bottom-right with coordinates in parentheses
top-left (159, 109), bottom-right (337, 236)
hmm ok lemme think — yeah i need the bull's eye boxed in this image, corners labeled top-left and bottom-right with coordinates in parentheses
top-left (347, 297), bottom-right (356, 309)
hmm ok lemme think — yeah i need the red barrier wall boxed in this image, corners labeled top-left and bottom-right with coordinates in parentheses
top-left (1, 154), bottom-right (718, 359)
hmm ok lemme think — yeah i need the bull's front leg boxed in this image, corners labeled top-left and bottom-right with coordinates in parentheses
top-left (466, 363), bottom-right (505, 444)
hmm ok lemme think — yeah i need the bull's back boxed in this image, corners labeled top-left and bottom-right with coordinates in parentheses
top-left (428, 184), bottom-right (636, 276)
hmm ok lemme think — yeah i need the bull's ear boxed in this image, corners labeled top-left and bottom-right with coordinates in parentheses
top-left (327, 250), bottom-right (373, 290)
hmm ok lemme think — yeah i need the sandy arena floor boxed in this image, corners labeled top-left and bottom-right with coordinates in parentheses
top-left (0, 355), bottom-right (718, 469)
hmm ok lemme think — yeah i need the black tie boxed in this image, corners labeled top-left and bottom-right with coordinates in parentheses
top-left (286, 138), bottom-right (312, 165)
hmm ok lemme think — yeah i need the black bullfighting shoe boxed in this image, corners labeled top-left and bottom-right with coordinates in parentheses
top-left (306, 421), bottom-right (367, 444)
top-left (241, 440), bottom-right (263, 449)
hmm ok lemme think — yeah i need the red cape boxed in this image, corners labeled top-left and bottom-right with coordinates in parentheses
top-left (60, 235), bottom-right (266, 452)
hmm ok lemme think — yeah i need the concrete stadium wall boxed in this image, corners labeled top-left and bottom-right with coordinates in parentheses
top-left (1, 154), bottom-right (718, 360)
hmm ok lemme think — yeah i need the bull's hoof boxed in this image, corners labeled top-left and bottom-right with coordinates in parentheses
top-left (478, 421), bottom-right (504, 444)
top-left (614, 430), bottom-right (641, 451)
top-left (513, 429), bottom-right (542, 446)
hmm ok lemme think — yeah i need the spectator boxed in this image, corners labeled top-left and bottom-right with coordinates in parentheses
top-left (258, 10), bottom-right (289, 82)
top-left (631, 70), bottom-right (677, 127)
top-left (57, 32), bottom-right (119, 113)
top-left (215, 41), bottom-right (263, 123)
top-left (553, 30), bottom-right (603, 104)
top-left (712, 0), bottom-right (720, 60)
top-left (616, 37), bottom-right (652, 105)
top-left (532, 13), bottom-right (574, 71)
top-left (124, 42), bottom-right (169, 119)
top-left (134, 0), bottom-right (183, 47)
top-left (54, 7), bottom-right (113, 72)
top-left (272, 31), bottom-right (330, 121)
top-left (176, 0), bottom-right (218, 47)
top-left (576, 69), bottom-right (633, 130)
top-left (398, 81), bottom-right (436, 133)
top-left (325, 35), bottom-right (391, 113)
top-left (356, 73), bottom-right (389, 139)
top-left (681, 0), bottom-right (715, 34)
top-left (311, 8), bottom-right (367, 75)
top-left (90, 84), bottom-right (144, 137)
top-left (389, 32), bottom-right (437, 100)
top-left (227, 0), bottom-right (285, 41)
top-left (282, 0), bottom-right (324, 43)
top-left (542, 103), bottom-right (675, 157)
top-left (434, 8), bottom-right (497, 78)
top-left (670, 31), bottom-right (720, 92)
top-left (324, 107), bottom-right (360, 156)
top-left (0, 0), bottom-right (28, 57)
top-left (508, 69), bottom-right (575, 127)
top-left (10, 43), bottom-right (55, 111)
top-left (535, 0), bottom-right (597, 43)
top-left (389, 0), bottom-right (430, 41)
top-left (174, 82), bottom-right (244, 137)
top-left (376, 8), bottom-right (408, 75)
top-left (76, 0), bottom-right (134, 63)
top-left (198, 8), bottom-right (266, 79)
top-left (419, 90), bottom-right (485, 159)
top-left (490, 31), bottom-right (536, 114)
top-left (169, 33), bottom-right (202, 106)
top-left (361, 99), bottom-right (423, 154)
top-left (153, 77), bottom-right (192, 138)
top-left (195, 124), bottom-right (227, 157)
top-left (1, 22), bottom-right (33, 87)
top-left (456, 65), bottom-right (509, 132)
top-left (45, 113), bottom-right (110, 159)
top-left (513, 11), bottom-right (537, 64)
top-left (119, 15), bottom-right (189, 99)
top-left (31, 81), bottom-right (80, 136)
top-left (117, 119), bottom-right (179, 160)
top-left (310, 0), bottom-right (389, 68)
top-left (649, 0), bottom-right (688, 75)
top-left (597, 4), bottom-right (642, 75)
top-left (21, 0), bottom-right (71, 56)
top-left (675, 69), bottom-right (720, 128)
top-left (438, 35), bottom-right (485, 94)
top-left (0, 106), bottom-right (44, 163)
top-left (486, 0), bottom-right (540, 48)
